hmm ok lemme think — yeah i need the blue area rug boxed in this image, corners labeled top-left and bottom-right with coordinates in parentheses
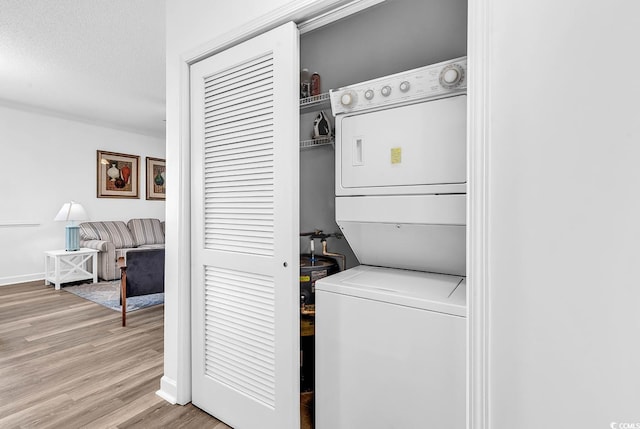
top-left (63, 280), bottom-right (164, 312)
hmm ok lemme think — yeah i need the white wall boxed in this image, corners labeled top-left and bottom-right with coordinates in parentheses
top-left (487, 0), bottom-right (640, 427)
top-left (0, 105), bottom-right (165, 285)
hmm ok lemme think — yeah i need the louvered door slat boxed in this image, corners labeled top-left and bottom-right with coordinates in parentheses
top-left (205, 130), bottom-right (273, 147)
top-left (205, 79), bottom-right (274, 108)
top-left (206, 195), bottom-right (273, 203)
top-left (206, 218), bottom-right (273, 227)
top-left (205, 233), bottom-right (273, 244)
top-left (205, 164), bottom-right (274, 176)
top-left (205, 297), bottom-right (273, 326)
top-left (205, 93), bottom-right (272, 120)
top-left (205, 318), bottom-right (273, 348)
top-left (205, 122), bottom-right (272, 141)
top-left (203, 360), bottom-right (274, 406)
top-left (204, 57), bottom-right (273, 89)
top-left (205, 88), bottom-right (274, 116)
top-left (205, 112), bottom-right (273, 132)
top-left (206, 284), bottom-right (273, 307)
top-left (205, 175), bottom-right (272, 187)
top-left (204, 56), bottom-right (273, 91)
top-left (205, 135), bottom-right (273, 152)
top-left (205, 149), bottom-right (272, 163)
top-left (204, 217), bottom-right (272, 226)
top-left (206, 331), bottom-right (273, 365)
top-left (205, 69), bottom-right (274, 100)
top-left (206, 288), bottom-right (273, 313)
top-left (202, 238), bottom-right (274, 247)
top-left (208, 103), bottom-right (273, 125)
top-left (205, 126), bottom-right (272, 143)
top-left (207, 211), bottom-right (273, 221)
top-left (204, 348), bottom-right (274, 385)
top-left (205, 165), bottom-right (273, 178)
top-left (206, 323), bottom-right (273, 353)
top-left (205, 140), bottom-right (272, 155)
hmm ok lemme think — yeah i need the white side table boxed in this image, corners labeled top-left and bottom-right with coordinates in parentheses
top-left (44, 248), bottom-right (99, 290)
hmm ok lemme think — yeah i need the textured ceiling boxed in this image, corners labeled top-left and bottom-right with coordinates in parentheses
top-left (0, 0), bottom-right (165, 138)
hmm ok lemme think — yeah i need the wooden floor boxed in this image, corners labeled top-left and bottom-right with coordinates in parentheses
top-left (0, 281), bottom-right (231, 429)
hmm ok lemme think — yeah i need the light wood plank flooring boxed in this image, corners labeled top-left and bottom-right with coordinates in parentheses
top-left (0, 280), bottom-right (231, 429)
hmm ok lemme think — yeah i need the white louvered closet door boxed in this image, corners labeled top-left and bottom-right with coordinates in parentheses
top-left (190, 22), bottom-right (300, 429)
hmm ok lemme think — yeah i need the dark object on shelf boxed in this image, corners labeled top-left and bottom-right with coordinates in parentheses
top-left (311, 73), bottom-right (321, 96)
top-left (300, 68), bottom-right (311, 98)
top-left (312, 111), bottom-right (332, 139)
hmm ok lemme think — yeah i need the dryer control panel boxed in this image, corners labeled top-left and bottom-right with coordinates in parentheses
top-left (330, 57), bottom-right (467, 115)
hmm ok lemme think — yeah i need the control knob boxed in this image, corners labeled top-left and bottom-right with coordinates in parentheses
top-left (439, 64), bottom-right (465, 89)
top-left (340, 91), bottom-right (357, 107)
top-left (381, 85), bottom-right (392, 97)
top-left (399, 81), bottom-right (410, 92)
top-left (364, 89), bottom-right (374, 100)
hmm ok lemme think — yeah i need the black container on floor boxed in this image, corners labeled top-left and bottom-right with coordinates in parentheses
top-left (299, 254), bottom-right (339, 306)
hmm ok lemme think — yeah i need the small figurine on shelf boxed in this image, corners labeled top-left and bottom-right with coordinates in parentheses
top-left (300, 68), bottom-right (311, 99)
top-left (312, 111), bottom-right (332, 139)
top-left (310, 72), bottom-right (321, 96)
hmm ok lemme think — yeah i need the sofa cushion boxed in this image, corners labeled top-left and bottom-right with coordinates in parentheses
top-left (139, 244), bottom-right (165, 249)
top-left (79, 221), bottom-right (136, 249)
top-left (127, 218), bottom-right (165, 246)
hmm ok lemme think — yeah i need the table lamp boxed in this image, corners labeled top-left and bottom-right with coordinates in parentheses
top-left (54, 201), bottom-right (88, 251)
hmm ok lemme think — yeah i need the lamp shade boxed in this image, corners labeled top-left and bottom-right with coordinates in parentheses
top-left (54, 201), bottom-right (88, 251)
top-left (54, 201), bottom-right (88, 222)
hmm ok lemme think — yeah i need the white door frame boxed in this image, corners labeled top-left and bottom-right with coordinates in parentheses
top-left (165, 1), bottom-right (491, 428)
top-left (466, 0), bottom-right (490, 428)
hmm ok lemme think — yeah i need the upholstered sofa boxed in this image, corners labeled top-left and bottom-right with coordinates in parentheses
top-left (79, 218), bottom-right (165, 281)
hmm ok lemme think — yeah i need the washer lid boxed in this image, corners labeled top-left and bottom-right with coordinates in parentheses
top-left (315, 265), bottom-right (466, 316)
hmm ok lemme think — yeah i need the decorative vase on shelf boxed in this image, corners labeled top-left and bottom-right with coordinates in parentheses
top-left (107, 163), bottom-right (120, 181)
top-left (120, 164), bottom-right (131, 184)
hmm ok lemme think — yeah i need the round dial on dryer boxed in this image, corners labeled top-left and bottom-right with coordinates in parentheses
top-left (399, 81), bottom-right (411, 92)
top-left (439, 64), bottom-right (465, 89)
top-left (364, 89), bottom-right (375, 100)
top-left (340, 91), bottom-right (357, 107)
top-left (381, 85), bottom-right (392, 97)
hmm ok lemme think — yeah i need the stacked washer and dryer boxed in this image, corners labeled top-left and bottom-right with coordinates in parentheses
top-left (315, 57), bottom-right (468, 428)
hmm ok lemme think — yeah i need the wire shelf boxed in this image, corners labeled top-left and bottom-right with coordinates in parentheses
top-left (299, 92), bottom-right (331, 113)
top-left (300, 137), bottom-right (334, 149)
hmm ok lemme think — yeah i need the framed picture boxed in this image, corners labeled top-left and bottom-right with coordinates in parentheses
top-left (97, 150), bottom-right (140, 199)
top-left (146, 157), bottom-right (166, 200)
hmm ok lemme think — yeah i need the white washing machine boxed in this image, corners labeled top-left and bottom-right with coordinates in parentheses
top-left (315, 265), bottom-right (466, 429)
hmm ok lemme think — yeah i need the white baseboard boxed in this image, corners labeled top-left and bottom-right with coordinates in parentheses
top-left (156, 375), bottom-right (178, 405)
top-left (0, 273), bottom-right (43, 286)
